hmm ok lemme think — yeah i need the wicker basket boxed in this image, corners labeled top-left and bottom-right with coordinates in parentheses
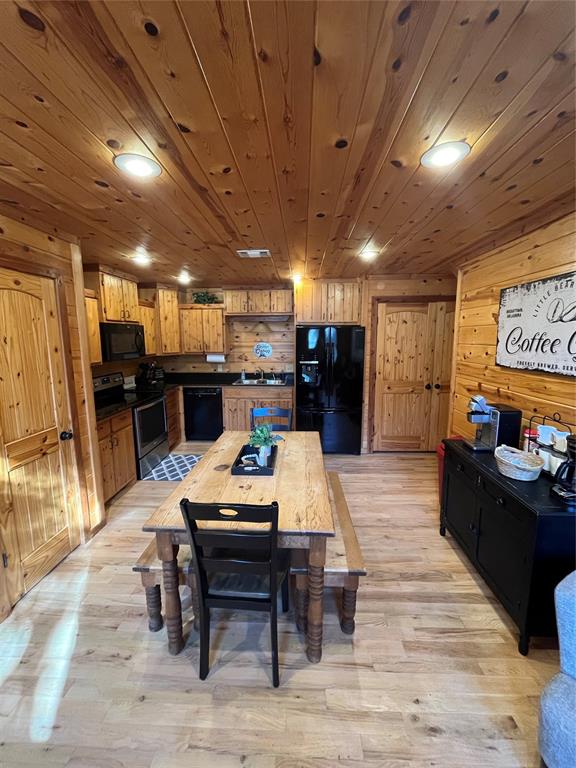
top-left (494, 445), bottom-right (544, 481)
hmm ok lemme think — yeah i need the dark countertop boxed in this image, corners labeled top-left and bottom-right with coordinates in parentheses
top-left (95, 384), bottom-right (178, 422)
top-left (443, 439), bottom-right (573, 516)
top-left (164, 372), bottom-right (294, 387)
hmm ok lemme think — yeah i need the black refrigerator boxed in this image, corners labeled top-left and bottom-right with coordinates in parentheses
top-left (295, 325), bottom-right (365, 454)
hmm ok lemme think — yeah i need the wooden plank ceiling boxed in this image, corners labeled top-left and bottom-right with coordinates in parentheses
top-left (0, 0), bottom-right (574, 285)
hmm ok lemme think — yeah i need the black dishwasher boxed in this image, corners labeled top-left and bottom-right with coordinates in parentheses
top-left (183, 387), bottom-right (224, 440)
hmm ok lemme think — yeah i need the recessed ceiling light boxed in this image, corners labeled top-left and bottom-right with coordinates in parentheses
top-left (292, 274), bottom-right (302, 284)
top-left (133, 247), bottom-right (151, 266)
top-left (178, 269), bottom-right (192, 285)
top-left (113, 153), bottom-right (162, 178)
top-left (420, 141), bottom-right (471, 169)
top-left (360, 250), bottom-right (378, 261)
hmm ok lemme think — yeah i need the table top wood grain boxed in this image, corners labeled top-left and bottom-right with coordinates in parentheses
top-left (143, 431), bottom-right (335, 537)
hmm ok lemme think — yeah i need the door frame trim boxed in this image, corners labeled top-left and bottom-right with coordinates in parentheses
top-left (0, 252), bottom-right (89, 539)
top-left (368, 294), bottom-right (456, 453)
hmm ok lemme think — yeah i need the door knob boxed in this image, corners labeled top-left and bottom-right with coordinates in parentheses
top-left (59, 430), bottom-right (74, 441)
top-left (425, 383), bottom-right (432, 390)
top-left (434, 383), bottom-right (440, 390)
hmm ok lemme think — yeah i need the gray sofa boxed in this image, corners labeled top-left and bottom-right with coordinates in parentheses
top-left (539, 571), bottom-right (576, 768)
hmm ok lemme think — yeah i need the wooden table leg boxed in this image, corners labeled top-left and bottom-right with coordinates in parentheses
top-left (156, 532), bottom-right (183, 655)
top-left (341, 574), bottom-right (359, 635)
top-left (295, 573), bottom-right (309, 632)
top-left (306, 536), bottom-right (326, 663)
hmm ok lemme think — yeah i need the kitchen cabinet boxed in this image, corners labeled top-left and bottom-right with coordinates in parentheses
top-left (157, 288), bottom-right (181, 354)
top-left (180, 307), bottom-right (225, 354)
top-left (294, 280), bottom-right (362, 323)
top-left (85, 295), bottom-right (102, 365)
top-left (224, 289), bottom-right (291, 315)
top-left (139, 302), bottom-right (157, 356)
top-left (247, 290), bottom-right (271, 313)
top-left (441, 440), bottom-right (576, 655)
top-left (222, 386), bottom-right (293, 430)
top-left (84, 269), bottom-right (140, 322)
top-left (97, 411), bottom-right (136, 502)
top-left (166, 387), bottom-right (182, 450)
top-left (270, 289), bottom-right (293, 313)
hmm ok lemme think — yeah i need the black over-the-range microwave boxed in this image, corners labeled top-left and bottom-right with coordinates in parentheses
top-left (100, 322), bottom-right (146, 362)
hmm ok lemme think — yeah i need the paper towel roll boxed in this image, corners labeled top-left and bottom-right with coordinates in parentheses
top-left (206, 353), bottom-right (226, 363)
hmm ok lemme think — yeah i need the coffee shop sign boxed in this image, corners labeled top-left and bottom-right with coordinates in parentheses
top-left (496, 271), bottom-right (576, 378)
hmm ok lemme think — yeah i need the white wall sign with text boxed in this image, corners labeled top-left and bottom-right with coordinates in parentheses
top-left (496, 271), bottom-right (576, 377)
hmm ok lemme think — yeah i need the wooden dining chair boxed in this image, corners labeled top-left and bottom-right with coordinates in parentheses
top-left (179, 499), bottom-right (290, 687)
top-left (250, 406), bottom-right (292, 431)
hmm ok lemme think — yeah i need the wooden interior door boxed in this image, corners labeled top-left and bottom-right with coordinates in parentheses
top-left (427, 301), bottom-right (456, 449)
top-left (100, 273), bottom-right (124, 321)
top-left (0, 267), bottom-right (80, 613)
top-left (372, 300), bottom-right (454, 451)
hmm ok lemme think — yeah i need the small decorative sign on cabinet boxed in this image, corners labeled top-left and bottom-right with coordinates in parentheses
top-left (496, 271), bottom-right (576, 377)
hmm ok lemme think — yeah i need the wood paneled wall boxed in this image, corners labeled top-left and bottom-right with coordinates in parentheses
top-left (0, 215), bottom-right (104, 535)
top-left (449, 214), bottom-right (576, 439)
top-left (361, 275), bottom-right (457, 452)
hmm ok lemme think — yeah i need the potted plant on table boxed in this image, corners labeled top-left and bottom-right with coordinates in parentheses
top-left (248, 424), bottom-right (284, 467)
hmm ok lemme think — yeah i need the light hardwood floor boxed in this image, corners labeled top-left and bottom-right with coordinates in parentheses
top-left (0, 449), bottom-right (557, 767)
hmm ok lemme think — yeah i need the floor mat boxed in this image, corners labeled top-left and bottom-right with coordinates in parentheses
top-left (142, 453), bottom-right (201, 481)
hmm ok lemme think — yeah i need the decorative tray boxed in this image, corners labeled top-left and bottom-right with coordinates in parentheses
top-left (231, 444), bottom-right (278, 476)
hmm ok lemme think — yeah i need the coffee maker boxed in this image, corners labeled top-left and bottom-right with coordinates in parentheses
top-left (551, 434), bottom-right (576, 504)
top-left (464, 395), bottom-right (522, 452)
top-left (136, 361), bottom-right (165, 390)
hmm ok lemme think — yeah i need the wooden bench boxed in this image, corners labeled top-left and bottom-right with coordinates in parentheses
top-left (291, 471), bottom-right (366, 634)
top-left (133, 540), bottom-right (199, 632)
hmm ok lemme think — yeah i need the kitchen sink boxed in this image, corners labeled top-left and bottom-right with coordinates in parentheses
top-left (232, 378), bottom-right (287, 386)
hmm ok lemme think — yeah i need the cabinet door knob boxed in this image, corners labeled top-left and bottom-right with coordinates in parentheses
top-left (434, 383), bottom-right (440, 390)
top-left (457, 463), bottom-right (464, 472)
top-left (59, 430), bottom-right (74, 441)
top-left (425, 383), bottom-right (432, 390)
top-left (496, 497), bottom-right (505, 506)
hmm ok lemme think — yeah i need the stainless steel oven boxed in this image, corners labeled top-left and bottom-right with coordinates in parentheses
top-left (133, 396), bottom-right (168, 478)
top-left (100, 322), bottom-right (146, 362)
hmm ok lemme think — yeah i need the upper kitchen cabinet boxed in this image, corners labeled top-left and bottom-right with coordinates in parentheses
top-left (84, 292), bottom-right (102, 366)
top-left (294, 280), bottom-right (362, 324)
top-left (224, 289), bottom-right (292, 315)
top-left (156, 288), bottom-right (181, 354)
top-left (180, 307), bottom-right (225, 354)
top-left (84, 267), bottom-right (140, 323)
top-left (270, 290), bottom-right (293, 314)
top-left (139, 301), bottom-right (157, 356)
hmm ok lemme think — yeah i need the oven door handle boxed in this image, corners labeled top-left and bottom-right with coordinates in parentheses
top-left (135, 396), bottom-right (166, 414)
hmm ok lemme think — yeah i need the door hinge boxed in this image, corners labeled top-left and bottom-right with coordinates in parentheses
top-left (2, 553), bottom-right (8, 568)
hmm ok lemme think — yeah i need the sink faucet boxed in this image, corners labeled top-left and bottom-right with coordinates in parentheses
top-left (256, 367), bottom-right (264, 381)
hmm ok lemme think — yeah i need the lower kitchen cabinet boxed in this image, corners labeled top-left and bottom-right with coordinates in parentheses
top-left (97, 411), bottom-right (136, 502)
top-left (166, 387), bottom-right (182, 450)
top-left (441, 439), bottom-right (575, 655)
top-left (222, 386), bottom-right (293, 430)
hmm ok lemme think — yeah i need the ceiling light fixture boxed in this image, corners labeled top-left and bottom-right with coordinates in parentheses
top-left (360, 250), bottom-right (378, 261)
top-left (420, 141), bottom-right (471, 169)
top-left (292, 274), bottom-right (302, 285)
top-left (178, 269), bottom-right (192, 285)
top-left (133, 247), bottom-right (151, 266)
top-left (113, 153), bottom-right (162, 178)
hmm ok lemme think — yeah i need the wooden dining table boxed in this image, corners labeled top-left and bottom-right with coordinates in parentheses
top-left (143, 430), bottom-right (335, 662)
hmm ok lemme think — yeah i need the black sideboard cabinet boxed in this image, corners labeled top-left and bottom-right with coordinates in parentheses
top-left (440, 439), bottom-right (575, 655)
